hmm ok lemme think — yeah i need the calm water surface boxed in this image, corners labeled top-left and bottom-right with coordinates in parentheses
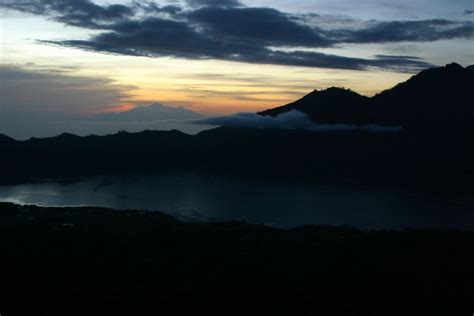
top-left (1, 174), bottom-right (473, 229)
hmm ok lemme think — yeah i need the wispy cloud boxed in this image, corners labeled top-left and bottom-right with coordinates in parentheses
top-left (0, 64), bottom-right (133, 116)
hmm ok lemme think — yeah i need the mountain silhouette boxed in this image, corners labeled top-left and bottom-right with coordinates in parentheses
top-left (0, 134), bottom-right (14, 143)
top-left (91, 103), bottom-right (205, 121)
top-left (259, 87), bottom-right (372, 125)
top-left (260, 63), bottom-right (474, 132)
top-left (371, 63), bottom-right (474, 130)
top-left (1, 63), bottom-right (473, 192)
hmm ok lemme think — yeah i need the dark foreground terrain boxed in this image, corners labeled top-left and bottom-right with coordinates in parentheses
top-left (1, 202), bottom-right (473, 315)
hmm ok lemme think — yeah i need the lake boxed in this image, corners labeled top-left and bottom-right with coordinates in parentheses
top-left (1, 174), bottom-right (473, 230)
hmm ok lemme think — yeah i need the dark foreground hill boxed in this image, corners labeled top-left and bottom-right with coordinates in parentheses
top-left (1, 126), bottom-right (473, 194)
top-left (0, 202), bottom-right (473, 315)
top-left (260, 87), bottom-right (372, 125)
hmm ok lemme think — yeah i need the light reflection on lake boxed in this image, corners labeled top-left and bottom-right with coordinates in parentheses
top-left (1, 174), bottom-right (473, 230)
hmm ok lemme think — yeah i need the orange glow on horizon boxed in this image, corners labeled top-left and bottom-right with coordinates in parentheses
top-left (98, 103), bottom-right (137, 114)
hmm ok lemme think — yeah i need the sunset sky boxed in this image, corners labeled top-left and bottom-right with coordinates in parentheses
top-left (1, 0), bottom-right (473, 138)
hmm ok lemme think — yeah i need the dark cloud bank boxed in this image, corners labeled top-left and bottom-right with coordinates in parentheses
top-left (3, 0), bottom-right (473, 71)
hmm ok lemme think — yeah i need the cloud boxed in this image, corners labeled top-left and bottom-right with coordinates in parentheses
top-left (2, 0), bottom-right (472, 71)
top-left (47, 36), bottom-right (433, 71)
top-left (193, 110), bottom-right (402, 132)
top-left (335, 19), bottom-right (474, 43)
top-left (185, 0), bottom-right (243, 8)
top-left (465, 10), bottom-right (474, 15)
top-left (187, 7), bottom-right (331, 47)
top-left (0, 0), bottom-right (134, 29)
top-left (0, 64), bottom-right (132, 117)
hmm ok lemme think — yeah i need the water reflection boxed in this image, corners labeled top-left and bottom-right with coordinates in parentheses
top-left (1, 174), bottom-right (473, 230)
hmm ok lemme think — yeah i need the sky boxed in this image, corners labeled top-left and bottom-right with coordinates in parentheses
top-left (0, 0), bottom-right (473, 138)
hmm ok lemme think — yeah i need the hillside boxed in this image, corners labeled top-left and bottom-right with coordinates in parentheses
top-left (0, 202), bottom-right (473, 315)
top-left (260, 63), bottom-right (474, 131)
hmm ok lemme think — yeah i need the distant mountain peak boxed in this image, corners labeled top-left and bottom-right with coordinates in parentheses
top-left (324, 86), bottom-right (354, 92)
top-left (91, 103), bottom-right (205, 122)
top-left (259, 86), bottom-right (369, 125)
top-left (444, 62), bottom-right (464, 70)
top-left (298, 87), bottom-right (366, 104)
top-left (413, 62), bottom-right (467, 80)
top-left (308, 87), bottom-right (358, 95)
top-left (147, 103), bottom-right (169, 108)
